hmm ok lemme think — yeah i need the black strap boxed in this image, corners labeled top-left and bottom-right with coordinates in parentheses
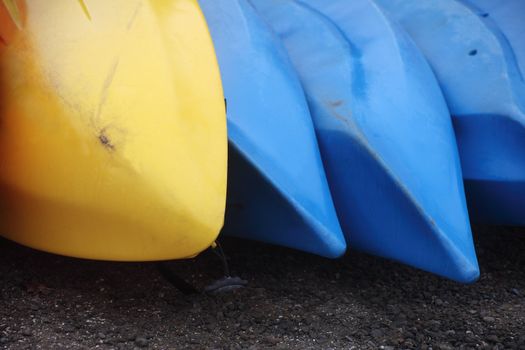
top-left (156, 262), bottom-right (199, 295)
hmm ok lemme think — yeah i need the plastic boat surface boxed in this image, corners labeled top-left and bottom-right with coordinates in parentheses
top-left (199, 0), bottom-right (346, 257)
top-left (0, 0), bottom-right (227, 261)
top-left (377, 0), bottom-right (525, 225)
top-left (251, 0), bottom-right (479, 282)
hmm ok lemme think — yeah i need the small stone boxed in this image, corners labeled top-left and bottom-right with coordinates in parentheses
top-left (20, 328), bottom-right (32, 337)
top-left (124, 331), bottom-right (137, 341)
top-left (437, 343), bottom-right (453, 350)
top-left (370, 329), bottom-right (383, 339)
top-left (134, 337), bottom-right (149, 348)
top-left (63, 324), bottom-right (75, 333)
top-left (511, 288), bottom-right (521, 296)
top-left (487, 335), bottom-right (499, 342)
top-left (483, 316), bottom-right (496, 323)
top-left (435, 299), bottom-right (444, 306)
top-left (264, 336), bottom-right (280, 345)
top-left (429, 320), bottom-right (441, 328)
top-left (404, 339), bottom-right (416, 347)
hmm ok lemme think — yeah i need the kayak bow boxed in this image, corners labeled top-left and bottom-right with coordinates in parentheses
top-left (200, 0), bottom-right (346, 257)
top-left (0, 0), bottom-right (227, 261)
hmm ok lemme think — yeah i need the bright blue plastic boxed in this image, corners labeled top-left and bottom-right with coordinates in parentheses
top-left (251, 0), bottom-right (479, 282)
top-left (465, 0), bottom-right (525, 78)
top-left (198, 0), bottom-right (346, 258)
top-left (377, 0), bottom-right (525, 225)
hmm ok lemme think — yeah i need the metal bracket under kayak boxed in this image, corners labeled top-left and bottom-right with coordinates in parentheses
top-left (156, 241), bottom-right (247, 295)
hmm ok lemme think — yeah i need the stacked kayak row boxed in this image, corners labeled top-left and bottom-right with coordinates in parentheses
top-left (376, 0), bottom-right (525, 226)
top-left (0, 0), bottom-right (522, 283)
top-left (201, 0), bottom-right (524, 283)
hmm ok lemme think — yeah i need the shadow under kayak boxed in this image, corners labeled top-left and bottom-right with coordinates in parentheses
top-left (251, 0), bottom-right (479, 282)
top-left (199, 0), bottom-right (346, 258)
top-left (377, 0), bottom-right (525, 225)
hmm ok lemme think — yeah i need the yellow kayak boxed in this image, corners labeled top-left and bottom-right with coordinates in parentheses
top-left (0, 0), bottom-right (227, 261)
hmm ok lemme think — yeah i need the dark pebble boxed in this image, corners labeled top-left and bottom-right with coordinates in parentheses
top-left (370, 329), bottom-right (383, 339)
top-left (488, 335), bottom-right (499, 342)
top-left (20, 328), bottom-right (32, 337)
top-left (134, 337), bottom-right (149, 348)
top-left (511, 288), bottom-right (521, 296)
top-left (64, 324), bottom-right (76, 333)
top-left (264, 335), bottom-right (280, 345)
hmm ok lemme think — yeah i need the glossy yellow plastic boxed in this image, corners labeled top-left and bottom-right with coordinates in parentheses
top-left (0, 0), bottom-right (227, 261)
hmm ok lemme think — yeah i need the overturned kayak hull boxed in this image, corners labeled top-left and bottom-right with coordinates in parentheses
top-left (199, 0), bottom-right (346, 257)
top-left (377, 0), bottom-right (525, 225)
top-left (0, 0), bottom-right (227, 261)
top-left (462, 0), bottom-right (525, 225)
top-left (252, 0), bottom-right (479, 282)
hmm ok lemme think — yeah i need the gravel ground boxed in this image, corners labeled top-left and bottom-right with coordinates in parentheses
top-left (0, 225), bottom-right (524, 349)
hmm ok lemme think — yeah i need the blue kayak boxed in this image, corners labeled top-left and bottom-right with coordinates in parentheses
top-left (377, 0), bottom-right (525, 225)
top-left (251, 0), bottom-right (479, 282)
top-left (199, 0), bottom-right (346, 257)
